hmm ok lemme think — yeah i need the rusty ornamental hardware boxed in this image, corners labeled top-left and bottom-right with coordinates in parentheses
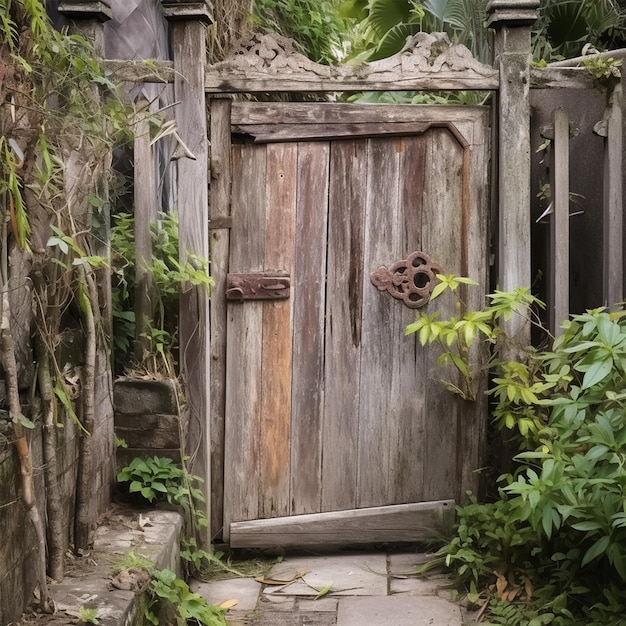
top-left (370, 251), bottom-right (443, 309)
top-left (226, 272), bottom-right (290, 301)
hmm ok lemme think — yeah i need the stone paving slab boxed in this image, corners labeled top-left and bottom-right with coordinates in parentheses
top-left (336, 595), bottom-right (462, 626)
top-left (190, 576), bottom-right (261, 611)
top-left (264, 553), bottom-right (387, 597)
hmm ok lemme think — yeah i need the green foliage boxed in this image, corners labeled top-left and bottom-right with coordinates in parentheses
top-left (78, 606), bottom-right (100, 625)
top-left (533, 0), bottom-right (626, 61)
top-left (116, 456), bottom-right (216, 577)
top-left (434, 307), bottom-right (626, 625)
top-left (110, 211), bottom-right (213, 374)
top-left (145, 568), bottom-right (226, 625)
top-left (406, 275), bottom-right (542, 402)
top-left (252, 0), bottom-right (348, 64)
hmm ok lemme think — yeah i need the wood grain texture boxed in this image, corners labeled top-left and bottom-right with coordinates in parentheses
top-left (421, 129), bottom-right (464, 501)
top-left (231, 103), bottom-right (488, 127)
top-left (358, 137), bottom-right (401, 508)
top-left (321, 140), bottom-right (367, 512)
top-left (388, 136), bottom-right (428, 504)
top-left (233, 122), bottom-right (430, 143)
top-left (170, 20), bottom-right (211, 544)
top-left (549, 107), bottom-right (570, 336)
top-left (259, 143), bottom-right (297, 518)
top-left (290, 142), bottom-right (329, 515)
top-left (220, 104), bottom-right (490, 542)
top-left (222, 145), bottom-right (266, 539)
top-left (603, 83), bottom-right (624, 307)
top-left (208, 97), bottom-right (232, 540)
top-left (230, 501), bottom-right (456, 548)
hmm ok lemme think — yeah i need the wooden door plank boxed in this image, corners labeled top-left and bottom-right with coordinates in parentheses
top-left (290, 142), bottom-right (330, 515)
top-left (388, 136), bottom-right (428, 504)
top-left (458, 113), bottom-right (490, 500)
top-left (223, 144), bottom-right (266, 538)
top-left (358, 137), bottom-right (401, 508)
top-left (230, 500), bottom-right (455, 548)
top-left (259, 143), bottom-right (298, 518)
top-left (231, 103), bottom-right (488, 126)
top-left (420, 129), bottom-right (464, 502)
top-left (208, 97), bottom-right (232, 540)
top-left (322, 140), bottom-right (367, 512)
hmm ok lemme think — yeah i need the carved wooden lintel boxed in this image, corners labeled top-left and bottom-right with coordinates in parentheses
top-left (205, 32), bottom-right (499, 94)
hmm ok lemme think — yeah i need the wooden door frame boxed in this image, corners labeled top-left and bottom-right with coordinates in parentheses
top-left (209, 101), bottom-right (492, 544)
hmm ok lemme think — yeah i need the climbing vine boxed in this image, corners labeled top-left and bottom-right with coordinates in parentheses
top-left (0, 0), bottom-right (131, 607)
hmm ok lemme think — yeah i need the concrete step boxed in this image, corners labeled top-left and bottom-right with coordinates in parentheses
top-left (49, 508), bottom-right (182, 626)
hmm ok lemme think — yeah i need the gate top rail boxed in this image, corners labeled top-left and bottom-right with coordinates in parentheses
top-left (98, 33), bottom-right (596, 93)
top-left (204, 32), bottom-right (499, 93)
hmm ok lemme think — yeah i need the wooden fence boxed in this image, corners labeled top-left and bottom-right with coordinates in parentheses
top-left (58, 0), bottom-right (625, 543)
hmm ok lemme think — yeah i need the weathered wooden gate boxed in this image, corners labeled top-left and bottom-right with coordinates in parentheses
top-left (206, 34), bottom-right (496, 545)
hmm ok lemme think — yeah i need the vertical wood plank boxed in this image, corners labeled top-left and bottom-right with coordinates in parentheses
top-left (604, 83), bottom-right (624, 306)
top-left (208, 97), bottom-right (232, 540)
top-left (223, 144), bottom-right (266, 538)
top-left (290, 142), bottom-right (329, 515)
top-left (421, 129), bottom-right (463, 501)
top-left (549, 107), bottom-right (570, 335)
top-left (388, 135), bottom-right (427, 504)
top-left (133, 99), bottom-right (157, 360)
top-left (459, 113), bottom-right (490, 501)
top-left (259, 143), bottom-right (297, 518)
top-left (358, 137), bottom-right (401, 508)
top-left (322, 140), bottom-right (367, 512)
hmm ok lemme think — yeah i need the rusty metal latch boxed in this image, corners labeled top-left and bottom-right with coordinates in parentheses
top-left (226, 272), bottom-right (291, 301)
top-left (370, 251), bottom-right (443, 309)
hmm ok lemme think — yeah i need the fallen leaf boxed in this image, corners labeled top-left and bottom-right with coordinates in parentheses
top-left (315, 583), bottom-right (333, 599)
top-left (218, 599), bottom-right (239, 610)
top-left (495, 574), bottom-right (507, 598)
top-left (255, 566), bottom-right (307, 585)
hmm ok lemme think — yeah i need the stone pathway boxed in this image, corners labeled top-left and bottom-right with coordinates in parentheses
top-left (192, 551), bottom-right (474, 625)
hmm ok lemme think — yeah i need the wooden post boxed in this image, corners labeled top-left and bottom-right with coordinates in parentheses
top-left (487, 0), bottom-right (539, 347)
top-left (57, 0), bottom-right (111, 53)
top-left (208, 96), bottom-right (232, 540)
top-left (602, 81), bottom-right (624, 307)
top-left (549, 108), bottom-right (570, 335)
top-left (161, 0), bottom-right (213, 546)
top-left (133, 98), bottom-right (157, 361)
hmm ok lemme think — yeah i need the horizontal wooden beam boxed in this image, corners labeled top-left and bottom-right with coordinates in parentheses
top-left (229, 501), bottom-right (456, 548)
top-left (530, 66), bottom-right (597, 90)
top-left (100, 59), bottom-right (174, 83)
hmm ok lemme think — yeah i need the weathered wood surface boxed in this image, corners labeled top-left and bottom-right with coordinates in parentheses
top-left (222, 144), bottom-right (266, 540)
top-left (259, 143), bottom-right (297, 519)
top-left (205, 32), bottom-right (499, 94)
top-left (603, 82), bottom-right (624, 306)
top-left (220, 104), bottom-right (490, 544)
top-left (133, 101), bottom-right (156, 359)
top-left (166, 14), bottom-right (211, 544)
top-left (233, 122), bottom-right (431, 143)
top-left (321, 140), bottom-right (365, 512)
top-left (208, 97), bottom-right (232, 540)
top-left (491, 13), bottom-right (535, 348)
top-left (100, 59), bottom-right (174, 83)
top-left (230, 501), bottom-right (456, 548)
top-left (290, 142), bottom-right (329, 515)
top-left (530, 67), bottom-right (596, 90)
top-left (549, 108), bottom-right (570, 335)
top-left (231, 102), bottom-right (488, 126)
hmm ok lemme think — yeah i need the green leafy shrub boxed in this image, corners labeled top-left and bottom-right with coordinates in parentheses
top-left (111, 211), bottom-right (213, 374)
top-left (145, 568), bottom-right (225, 626)
top-left (417, 295), bottom-right (626, 624)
